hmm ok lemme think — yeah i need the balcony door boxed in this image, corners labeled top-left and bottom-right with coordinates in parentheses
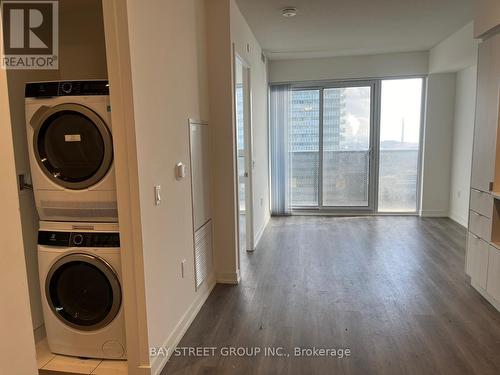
top-left (290, 81), bottom-right (377, 212)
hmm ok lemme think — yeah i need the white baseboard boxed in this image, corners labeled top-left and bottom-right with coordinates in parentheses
top-left (420, 209), bottom-right (449, 217)
top-left (151, 273), bottom-right (216, 375)
top-left (254, 213), bottom-right (270, 249)
top-left (448, 210), bottom-right (468, 228)
top-left (216, 269), bottom-right (240, 284)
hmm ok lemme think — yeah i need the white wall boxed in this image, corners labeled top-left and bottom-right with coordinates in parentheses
top-left (421, 73), bottom-right (456, 217)
top-left (207, 0), bottom-right (270, 284)
top-left (268, 51), bottom-right (429, 83)
top-left (6, 0), bottom-right (108, 338)
top-left (230, 1), bottom-right (270, 247)
top-left (122, 0), bottom-right (214, 373)
top-left (449, 66), bottom-right (477, 226)
top-left (428, 20), bottom-right (479, 226)
top-left (0, 49), bottom-right (38, 375)
top-left (429, 22), bottom-right (478, 73)
top-left (267, 22), bottom-right (479, 221)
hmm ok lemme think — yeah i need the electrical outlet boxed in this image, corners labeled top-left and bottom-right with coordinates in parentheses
top-left (260, 198), bottom-right (264, 206)
top-left (457, 190), bottom-right (461, 198)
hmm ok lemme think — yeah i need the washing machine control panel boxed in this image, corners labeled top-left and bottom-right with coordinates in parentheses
top-left (25, 80), bottom-right (109, 97)
top-left (38, 231), bottom-right (120, 248)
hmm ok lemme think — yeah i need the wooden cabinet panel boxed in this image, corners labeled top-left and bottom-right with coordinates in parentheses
top-left (474, 0), bottom-right (500, 38)
top-left (487, 245), bottom-right (500, 301)
top-left (471, 35), bottom-right (500, 192)
top-left (467, 234), bottom-right (490, 289)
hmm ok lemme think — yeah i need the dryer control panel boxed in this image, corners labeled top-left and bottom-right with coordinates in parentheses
top-left (26, 80), bottom-right (109, 98)
top-left (38, 231), bottom-right (120, 248)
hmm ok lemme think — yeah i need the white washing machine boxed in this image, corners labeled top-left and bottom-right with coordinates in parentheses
top-left (38, 221), bottom-right (126, 359)
top-left (25, 81), bottom-right (117, 222)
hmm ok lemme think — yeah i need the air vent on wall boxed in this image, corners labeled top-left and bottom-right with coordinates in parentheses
top-left (41, 200), bottom-right (119, 220)
top-left (194, 220), bottom-right (213, 289)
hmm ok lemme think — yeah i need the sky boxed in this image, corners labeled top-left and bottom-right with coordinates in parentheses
top-left (338, 78), bottom-right (423, 148)
top-left (380, 78), bottom-right (423, 145)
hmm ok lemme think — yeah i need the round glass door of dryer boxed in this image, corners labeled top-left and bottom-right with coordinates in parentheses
top-left (33, 103), bottom-right (113, 190)
top-left (45, 253), bottom-right (122, 331)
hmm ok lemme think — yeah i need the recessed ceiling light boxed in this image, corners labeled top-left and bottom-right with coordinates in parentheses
top-left (282, 8), bottom-right (297, 17)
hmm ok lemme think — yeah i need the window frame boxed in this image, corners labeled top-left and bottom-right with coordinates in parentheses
top-left (285, 76), bottom-right (426, 215)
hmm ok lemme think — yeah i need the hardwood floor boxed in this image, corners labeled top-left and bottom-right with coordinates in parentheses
top-left (162, 216), bottom-right (500, 375)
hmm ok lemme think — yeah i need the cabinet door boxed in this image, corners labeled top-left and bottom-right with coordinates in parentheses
top-left (487, 244), bottom-right (500, 301)
top-left (468, 234), bottom-right (489, 289)
top-left (470, 189), bottom-right (494, 218)
top-left (471, 35), bottom-right (500, 192)
top-left (469, 210), bottom-right (493, 241)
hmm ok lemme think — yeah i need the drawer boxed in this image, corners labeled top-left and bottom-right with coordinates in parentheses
top-left (487, 245), bottom-right (500, 302)
top-left (467, 233), bottom-right (489, 289)
top-left (469, 210), bottom-right (492, 241)
top-left (470, 189), bottom-right (493, 218)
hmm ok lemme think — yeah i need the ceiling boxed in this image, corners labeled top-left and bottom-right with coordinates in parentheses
top-left (235, 0), bottom-right (473, 60)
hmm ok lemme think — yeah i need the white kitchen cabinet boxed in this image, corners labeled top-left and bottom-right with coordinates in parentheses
top-left (471, 34), bottom-right (500, 192)
top-left (469, 210), bottom-right (493, 241)
top-left (467, 235), bottom-right (490, 289)
top-left (487, 245), bottom-right (500, 301)
top-left (470, 188), bottom-right (494, 218)
top-left (468, 27), bottom-right (500, 313)
top-left (474, 0), bottom-right (500, 38)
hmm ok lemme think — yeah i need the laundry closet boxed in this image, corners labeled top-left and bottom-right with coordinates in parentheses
top-left (5, 0), bottom-right (127, 373)
top-left (2, 0), bottom-right (219, 373)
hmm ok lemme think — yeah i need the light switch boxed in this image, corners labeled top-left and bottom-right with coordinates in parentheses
top-left (154, 185), bottom-right (161, 206)
top-left (175, 162), bottom-right (186, 180)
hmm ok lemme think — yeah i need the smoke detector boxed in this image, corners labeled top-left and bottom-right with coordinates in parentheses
top-left (282, 7), bottom-right (297, 17)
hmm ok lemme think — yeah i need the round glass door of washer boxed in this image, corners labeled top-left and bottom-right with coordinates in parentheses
top-left (46, 253), bottom-right (122, 331)
top-left (33, 104), bottom-right (113, 190)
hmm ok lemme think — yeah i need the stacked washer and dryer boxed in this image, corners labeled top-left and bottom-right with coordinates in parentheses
top-left (25, 81), bottom-right (126, 359)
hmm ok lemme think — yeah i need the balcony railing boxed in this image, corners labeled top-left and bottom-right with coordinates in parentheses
top-left (291, 149), bottom-right (418, 211)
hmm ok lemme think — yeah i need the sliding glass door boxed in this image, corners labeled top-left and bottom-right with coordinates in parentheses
top-left (322, 85), bottom-right (374, 209)
top-left (287, 78), bottom-right (423, 214)
top-left (291, 82), bottom-right (376, 211)
top-left (290, 89), bottom-right (320, 207)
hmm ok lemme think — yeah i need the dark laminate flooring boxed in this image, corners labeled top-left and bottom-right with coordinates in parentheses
top-left (162, 216), bottom-right (500, 375)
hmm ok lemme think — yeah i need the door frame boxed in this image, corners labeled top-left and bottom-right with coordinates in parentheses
top-left (290, 79), bottom-right (379, 214)
top-left (233, 51), bottom-right (255, 252)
